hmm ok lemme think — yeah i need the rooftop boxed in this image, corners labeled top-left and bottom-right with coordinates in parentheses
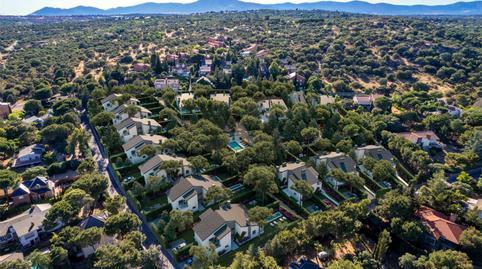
top-left (416, 206), bottom-right (466, 245)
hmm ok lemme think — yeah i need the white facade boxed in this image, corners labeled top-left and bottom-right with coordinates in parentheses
top-left (169, 193), bottom-right (199, 212)
top-left (194, 226), bottom-right (232, 253)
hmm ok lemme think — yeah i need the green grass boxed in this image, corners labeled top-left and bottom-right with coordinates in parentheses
top-left (140, 194), bottom-right (168, 209)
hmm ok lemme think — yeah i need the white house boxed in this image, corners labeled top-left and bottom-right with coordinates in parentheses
top-left (139, 154), bottom-right (192, 183)
top-left (277, 162), bottom-right (321, 204)
top-left (176, 93), bottom-right (195, 110)
top-left (210, 93), bottom-right (231, 106)
top-left (354, 145), bottom-right (394, 164)
top-left (0, 204), bottom-right (62, 249)
top-left (154, 78), bottom-right (181, 92)
top-left (12, 144), bottom-right (45, 170)
top-left (112, 104), bottom-right (152, 125)
top-left (101, 94), bottom-right (122, 112)
top-left (122, 134), bottom-right (168, 164)
top-left (257, 98), bottom-right (288, 123)
top-left (397, 131), bottom-right (442, 150)
top-left (315, 152), bottom-right (357, 189)
top-left (167, 175), bottom-right (224, 212)
top-left (193, 204), bottom-right (259, 255)
top-left (353, 94), bottom-right (383, 108)
top-left (114, 118), bottom-right (161, 143)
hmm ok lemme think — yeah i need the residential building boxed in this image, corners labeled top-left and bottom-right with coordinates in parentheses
top-left (11, 176), bottom-right (55, 207)
top-left (314, 152), bottom-right (357, 189)
top-left (256, 50), bottom-right (269, 59)
top-left (193, 203), bottom-right (259, 254)
top-left (176, 93), bottom-right (195, 110)
top-left (0, 102), bottom-right (12, 119)
top-left (285, 72), bottom-right (306, 85)
top-left (312, 95), bottom-right (336, 106)
top-left (416, 206), bottom-right (467, 249)
top-left (12, 144), bottom-right (45, 170)
top-left (78, 215), bottom-right (114, 258)
top-left (277, 162), bottom-right (321, 204)
top-left (132, 63), bottom-right (149, 73)
top-left (122, 134), bottom-right (167, 164)
top-left (101, 94), bottom-right (122, 112)
top-left (139, 154), bottom-right (192, 182)
top-left (0, 204), bottom-right (61, 249)
top-left (112, 104), bottom-right (152, 125)
top-left (353, 94), bottom-right (382, 108)
top-left (289, 91), bottom-right (307, 105)
top-left (258, 98), bottom-right (288, 123)
top-left (167, 175), bottom-right (224, 212)
top-left (101, 94), bottom-right (140, 112)
top-left (447, 105), bottom-right (463, 118)
top-left (199, 65), bottom-right (211, 76)
top-left (210, 93), bottom-right (231, 106)
top-left (154, 78), bottom-right (181, 91)
top-left (397, 131), bottom-right (442, 150)
top-left (115, 118), bottom-right (161, 143)
top-left (354, 145), bottom-right (394, 163)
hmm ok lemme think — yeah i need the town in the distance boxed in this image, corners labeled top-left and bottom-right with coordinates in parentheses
top-left (0, 8), bottom-right (481, 269)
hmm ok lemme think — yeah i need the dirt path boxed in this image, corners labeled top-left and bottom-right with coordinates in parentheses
top-left (0, 40), bottom-right (17, 64)
top-left (74, 60), bottom-right (85, 80)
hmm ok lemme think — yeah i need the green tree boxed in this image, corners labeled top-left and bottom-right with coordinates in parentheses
top-left (460, 227), bottom-right (482, 262)
top-left (300, 127), bottom-right (320, 144)
top-left (76, 227), bottom-right (103, 252)
top-left (77, 158), bottom-right (97, 175)
top-left (188, 244), bottom-right (218, 269)
top-left (0, 170), bottom-right (20, 205)
top-left (3, 259), bottom-right (32, 269)
top-left (243, 165), bottom-right (278, 204)
top-left (24, 100), bottom-right (43, 115)
top-left (27, 250), bottom-right (51, 269)
top-left (284, 140), bottom-right (303, 157)
top-left (375, 190), bottom-right (413, 220)
top-left (291, 180), bottom-right (314, 205)
top-left (72, 173), bottom-right (108, 201)
top-left (164, 210), bottom-right (193, 234)
top-left (327, 260), bottom-right (363, 269)
top-left (21, 166), bottom-right (47, 181)
top-left (105, 212), bottom-right (141, 238)
top-left (205, 185), bottom-right (232, 205)
top-left (374, 229), bottom-right (391, 262)
top-left (188, 155), bottom-right (209, 174)
top-left (248, 206), bottom-right (273, 229)
top-left (103, 195), bottom-right (126, 215)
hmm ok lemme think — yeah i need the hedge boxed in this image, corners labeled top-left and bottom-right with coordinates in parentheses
top-left (143, 203), bottom-right (172, 221)
top-left (231, 189), bottom-right (255, 203)
top-left (275, 192), bottom-right (310, 218)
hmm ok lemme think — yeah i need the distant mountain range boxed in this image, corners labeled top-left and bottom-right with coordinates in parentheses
top-left (30, 0), bottom-right (482, 16)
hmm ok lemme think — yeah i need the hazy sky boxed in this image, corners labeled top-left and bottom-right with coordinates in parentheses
top-left (0, 0), bottom-right (478, 15)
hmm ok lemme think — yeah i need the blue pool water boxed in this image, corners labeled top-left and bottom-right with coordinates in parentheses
top-left (266, 211), bottom-right (283, 223)
top-left (228, 141), bottom-right (244, 151)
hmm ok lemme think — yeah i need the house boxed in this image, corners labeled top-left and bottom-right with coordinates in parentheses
top-left (101, 94), bottom-right (122, 112)
top-left (78, 215), bottom-right (114, 258)
top-left (132, 63), bottom-right (150, 73)
top-left (397, 131), bottom-right (442, 150)
top-left (312, 95), bottom-right (336, 106)
top-left (114, 118), bottom-right (161, 143)
top-left (167, 175), bottom-right (224, 212)
top-left (0, 204), bottom-right (61, 249)
top-left (199, 65), bottom-right (211, 76)
top-left (289, 91), bottom-right (307, 105)
top-left (210, 93), bottom-right (231, 106)
top-left (112, 104), bottom-right (152, 125)
top-left (241, 44), bottom-right (257, 57)
top-left (416, 206), bottom-right (467, 250)
top-left (447, 105), bottom-right (463, 118)
top-left (258, 98), bottom-right (288, 123)
top-left (176, 93), bottom-right (195, 110)
top-left (314, 152), bottom-right (357, 189)
top-left (277, 162), bottom-right (321, 204)
top-left (12, 144), bottom-right (45, 170)
top-left (11, 176), bottom-right (55, 207)
top-left (193, 203), bottom-right (259, 254)
top-left (354, 145), bottom-right (394, 164)
top-left (122, 134), bottom-right (167, 164)
top-left (139, 154), bottom-right (192, 182)
top-left (207, 36), bottom-right (225, 48)
top-left (101, 94), bottom-right (140, 112)
top-left (285, 72), bottom-right (306, 85)
top-left (154, 78), bottom-right (181, 92)
top-left (353, 94), bottom-right (382, 108)
top-left (0, 102), bottom-right (12, 119)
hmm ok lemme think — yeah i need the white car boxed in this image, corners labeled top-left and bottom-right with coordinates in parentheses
top-left (318, 251), bottom-right (329, 261)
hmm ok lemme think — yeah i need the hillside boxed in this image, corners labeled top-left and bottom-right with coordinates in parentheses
top-left (30, 0), bottom-right (482, 16)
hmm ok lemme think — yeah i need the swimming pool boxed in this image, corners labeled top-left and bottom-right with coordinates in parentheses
top-left (266, 211), bottom-right (283, 223)
top-left (228, 140), bottom-right (245, 152)
top-left (229, 183), bottom-right (244, 192)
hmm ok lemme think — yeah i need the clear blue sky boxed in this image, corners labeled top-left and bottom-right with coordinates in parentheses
top-left (0, 0), bottom-right (478, 15)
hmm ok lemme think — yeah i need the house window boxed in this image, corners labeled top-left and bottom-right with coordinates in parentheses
top-left (252, 230), bottom-right (256, 235)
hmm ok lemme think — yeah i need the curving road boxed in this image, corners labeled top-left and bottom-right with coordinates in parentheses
top-left (80, 111), bottom-right (178, 269)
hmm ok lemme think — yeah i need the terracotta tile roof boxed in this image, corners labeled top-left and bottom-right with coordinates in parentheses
top-left (416, 206), bottom-right (466, 245)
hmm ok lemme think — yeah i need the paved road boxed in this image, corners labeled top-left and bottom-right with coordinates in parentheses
top-left (80, 112), bottom-right (177, 269)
